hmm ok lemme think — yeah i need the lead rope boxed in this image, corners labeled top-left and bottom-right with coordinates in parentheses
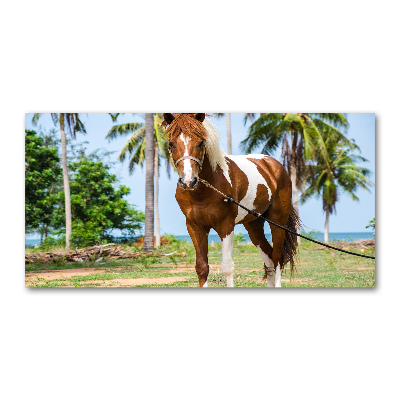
top-left (199, 178), bottom-right (375, 260)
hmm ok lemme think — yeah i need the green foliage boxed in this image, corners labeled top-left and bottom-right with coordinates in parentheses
top-left (301, 229), bottom-right (322, 239)
top-left (234, 232), bottom-right (246, 244)
top-left (25, 239), bottom-right (375, 288)
top-left (33, 113), bottom-right (87, 139)
top-left (241, 113), bottom-right (349, 192)
top-left (106, 113), bottom-right (172, 175)
top-left (241, 113), bottom-right (348, 160)
top-left (25, 130), bottom-right (62, 232)
top-left (39, 236), bottom-right (66, 250)
top-left (163, 234), bottom-right (183, 244)
top-left (53, 158), bottom-right (144, 247)
top-left (302, 129), bottom-right (372, 215)
top-left (366, 218), bottom-right (375, 235)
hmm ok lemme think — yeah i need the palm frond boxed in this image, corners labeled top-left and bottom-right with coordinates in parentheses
top-left (299, 117), bottom-right (329, 162)
top-left (241, 113), bottom-right (283, 154)
top-left (243, 113), bottom-right (256, 125)
top-left (310, 113), bottom-right (349, 130)
top-left (32, 113), bottom-right (42, 126)
top-left (50, 113), bottom-right (59, 127)
top-left (106, 122), bottom-right (144, 140)
top-left (118, 127), bottom-right (146, 161)
top-left (109, 113), bottom-right (122, 122)
top-left (127, 140), bottom-right (146, 174)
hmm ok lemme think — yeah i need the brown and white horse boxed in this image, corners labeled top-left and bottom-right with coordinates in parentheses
top-left (163, 113), bottom-right (300, 288)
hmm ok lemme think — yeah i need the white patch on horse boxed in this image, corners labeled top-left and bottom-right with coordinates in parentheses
top-left (256, 245), bottom-right (275, 287)
top-left (222, 168), bottom-right (232, 186)
top-left (275, 263), bottom-right (281, 288)
top-left (203, 280), bottom-right (208, 288)
top-left (180, 133), bottom-right (192, 186)
top-left (227, 155), bottom-right (272, 224)
top-left (221, 232), bottom-right (235, 287)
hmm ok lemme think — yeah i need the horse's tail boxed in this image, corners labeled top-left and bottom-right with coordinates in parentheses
top-left (283, 204), bottom-right (303, 281)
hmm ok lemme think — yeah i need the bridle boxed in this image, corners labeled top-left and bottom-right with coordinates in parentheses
top-left (169, 133), bottom-right (206, 174)
top-left (174, 156), bottom-right (203, 169)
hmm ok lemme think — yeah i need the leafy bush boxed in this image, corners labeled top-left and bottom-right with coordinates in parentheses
top-left (234, 232), bottom-right (246, 245)
top-left (163, 234), bottom-right (183, 245)
top-left (53, 158), bottom-right (144, 247)
top-left (38, 236), bottom-right (66, 250)
top-left (25, 129), bottom-right (62, 233)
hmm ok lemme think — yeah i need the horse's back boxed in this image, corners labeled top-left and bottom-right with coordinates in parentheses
top-left (226, 154), bottom-right (290, 224)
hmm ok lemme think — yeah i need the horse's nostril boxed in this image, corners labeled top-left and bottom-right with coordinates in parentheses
top-left (178, 178), bottom-right (185, 187)
top-left (190, 177), bottom-right (199, 188)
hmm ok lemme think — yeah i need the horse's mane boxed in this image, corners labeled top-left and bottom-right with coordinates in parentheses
top-left (202, 119), bottom-right (229, 174)
top-left (163, 113), bottom-right (229, 174)
top-left (163, 113), bottom-right (206, 141)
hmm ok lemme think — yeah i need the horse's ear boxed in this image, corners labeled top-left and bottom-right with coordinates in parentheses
top-left (194, 113), bottom-right (206, 122)
top-left (163, 113), bottom-right (175, 126)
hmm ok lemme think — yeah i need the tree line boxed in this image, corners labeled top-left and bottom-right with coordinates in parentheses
top-left (25, 113), bottom-right (373, 250)
top-left (25, 125), bottom-right (144, 248)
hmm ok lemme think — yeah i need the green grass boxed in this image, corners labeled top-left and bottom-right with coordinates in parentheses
top-left (25, 239), bottom-right (375, 288)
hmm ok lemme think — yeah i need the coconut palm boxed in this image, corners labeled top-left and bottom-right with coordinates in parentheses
top-left (214, 113), bottom-right (256, 155)
top-left (213, 113), bottom-right (232, 154)
top-left (32, 113), bottom-right (86, 248)
top-left (106, 113), bottom-right (172, 249)
top-left (302, 133), bottom-right (372, 242)
top-left (143, 113), bottom-right (155, 251)
top-left (241, 113), bottom-right (349, 243)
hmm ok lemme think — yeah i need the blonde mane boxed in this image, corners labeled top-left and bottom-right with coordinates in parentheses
top-left (203, 119), bottom-right (229, 174)
top-left (162, 113), bottom-right (229, 175)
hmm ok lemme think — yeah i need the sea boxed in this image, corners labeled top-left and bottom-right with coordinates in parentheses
top-left (25, 232), bottom-right (374, 247)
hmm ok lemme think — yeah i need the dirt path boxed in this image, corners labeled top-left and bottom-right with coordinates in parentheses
top-left (73, 277), bottom-right (189, 287)
top-left (25, 267), bottom-right (190, 287)
top-left (25, 268), bottom-right (106, 283)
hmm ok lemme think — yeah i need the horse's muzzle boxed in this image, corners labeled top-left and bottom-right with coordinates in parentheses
top-left (178, 176), bottom-right (199, 189)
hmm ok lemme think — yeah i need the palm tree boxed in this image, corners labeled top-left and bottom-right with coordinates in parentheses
top-left (106, 114), bottom-right (171, 248)
top-left (241, 113), bottom-right (348, 243)
top-left (32, 113), bottom-right (86, 248)
top-left (144, 113), bottom-right (155, 252)
top-left (213, 113), bottom-right (232, 154)
top-left (214, 113), bottom-right (256, 155)
top-left (302, 133), bottom-right (372, 242)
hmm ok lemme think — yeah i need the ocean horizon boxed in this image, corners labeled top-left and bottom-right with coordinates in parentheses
top-left (25, 231), bottom-right (374, 247)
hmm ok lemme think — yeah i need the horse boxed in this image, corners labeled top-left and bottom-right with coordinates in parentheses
top-left (162, 113), bottom-right (300, 288)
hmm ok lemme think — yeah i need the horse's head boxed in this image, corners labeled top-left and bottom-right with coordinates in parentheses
top-left (163, 113), bottom-right (207, 190)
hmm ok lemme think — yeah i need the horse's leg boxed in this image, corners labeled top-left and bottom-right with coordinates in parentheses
top-left (186, 220), bottom-right (210, 287)
top-left (243, 218), bottom-right (275, 287)
top-left (215, 222), bottom-right (235, 287)
top-left (267, 199), bottom-right (292, 288)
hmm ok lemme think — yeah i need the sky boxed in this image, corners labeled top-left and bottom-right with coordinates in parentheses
top-left (25, 113), bottom-right (375, 237)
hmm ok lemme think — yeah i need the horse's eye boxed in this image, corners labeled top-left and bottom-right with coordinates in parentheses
top-left (198, 140), bottom-right (205, 148)
top-left (169, 141), bottom-right (175, 149)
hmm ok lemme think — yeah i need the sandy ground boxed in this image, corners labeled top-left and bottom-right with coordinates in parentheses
top-left (25, 267), bottom-right (191, 287)
top-left (25, 268), bottom-right (106, 283)
top-left (26, 261), bottom-right (372, 287)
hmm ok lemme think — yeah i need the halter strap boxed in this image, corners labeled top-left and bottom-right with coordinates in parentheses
top-left (174, 156), bottom-right (203, 168)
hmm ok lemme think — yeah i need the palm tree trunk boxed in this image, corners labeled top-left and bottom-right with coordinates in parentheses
top-left (60, 113), bottom-right (72, 249)
top-left (144, 113), bottom-right (155, 252)
top-left (290, 164), bottom-right (301, 245)
top-left (226, 113), bottom-right (232, 155)
top-left (324, 211), bottom-right (329, 243)
top-left (290, 131), bottom-right (301, 245)
top-left (154, 141), bottom-right (161, 247)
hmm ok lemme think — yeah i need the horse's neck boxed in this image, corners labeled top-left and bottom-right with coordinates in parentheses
top-left (199, 153), bottom-right (220, 183)
top-left (199, 153), bottom-right (214, 183)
